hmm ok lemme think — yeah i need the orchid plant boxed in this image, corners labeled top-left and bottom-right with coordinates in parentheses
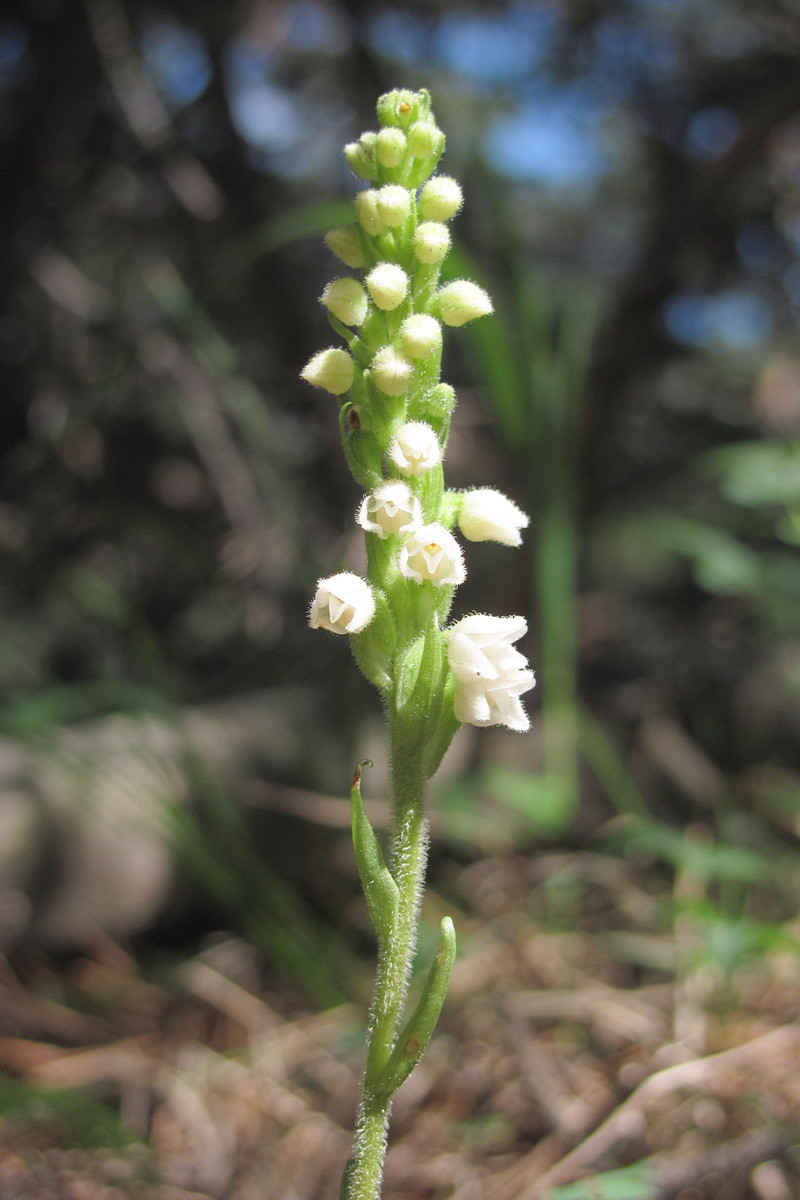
top-left (301, 88), bottom-right (535, 1200)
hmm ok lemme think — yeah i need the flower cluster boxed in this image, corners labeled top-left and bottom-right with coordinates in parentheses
top-left (302, 88), bottom-right (534, 737)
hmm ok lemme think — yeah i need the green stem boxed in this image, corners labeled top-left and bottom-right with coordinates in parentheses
top-left (345, 754), bottom-right (428, 1200)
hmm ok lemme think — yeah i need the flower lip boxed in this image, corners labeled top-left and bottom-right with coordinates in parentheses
top-left (309, 572), bottom-right (376, 635)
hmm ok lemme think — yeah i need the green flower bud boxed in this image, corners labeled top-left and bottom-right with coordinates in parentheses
top-left (436, 280), bottom-right (494, 327)
top-left (377, 88), bottom-right (425, 129)
top-left (301, 347), bottom-right (355, 395)
top-left (366, 262), bottom-right (409, 311)
top-left (412, 221), bottom-right (451, 264)
top-left (376, 184), bottom-right (412, 228)
top-left (399, 314), bottom-right (442, 360)
top-left (325, 225), bottom-right (367, 269)
top-left (376, 127), bottom-right (407, 168)
top-left (370, 346), bottom-right (413, 396)
top-left (355, 189), bottom-right (386, 236)
top-left (321, 278), bottom-right (369, 327)
top-left (418, 176), bottom-right (463, 221)
top-left (425, 382), bottom-right (456, 418)
top-left (407, 121), bottom-right (444, 160)
top-left (344, 132), bottom-right (378, 181)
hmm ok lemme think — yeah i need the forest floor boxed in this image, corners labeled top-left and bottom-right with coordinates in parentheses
top-left (1, 843), bottom-right (799, 1200)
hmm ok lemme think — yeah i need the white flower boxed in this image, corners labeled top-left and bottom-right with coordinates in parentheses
top-left (458, 489), bottom-right (529, 547)
top-left (370, 346), bottom-right (413, 396)
top-left (448, 615), bottom-right (535, 731)
top-left (388, 421), bottom-right (442, 476)
top-left (357, 480), bottom-right (422, 539)
top-left (300, 347), bottom-right (355, 395)
top-left (309, 572), bottom-right (376, 635)
top-left (399, 525), bottom-right (466, 587)
top-left (437, 280), bottom-right (494, 327)
top-left (366, 263), bottom-right (409, 311)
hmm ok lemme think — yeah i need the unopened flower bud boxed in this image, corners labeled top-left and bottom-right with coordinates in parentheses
top-left (407, 121), bottom-right (444, 160)
top-left (413, 221), bottom-right (451, 264)
top-left (309, 572), bottom-right (376, 635)
top-left (370, 346), bottom-right (413, 396)
top-left (344, 132), bottom-right (378, 181)
top-left (437, 280), bottom-right (493, 327)
top-left (399, 525), bottom-right (466, 587)
top-left (376, 184), bottom-right (412, 228)
top-left (377, 88), bottom-right (424, 129)
top-left (325, 225), bottom-right (366, 269)
top-left (376, 127), bottom-right (407, 167)
top-left (301, 347), bottom-right (355, 395)
top-left (399, 314), bottom-right (442, 360)
top-left (366, 262), bottom-right (409, 311)
top-left (458, 489), bottom-right (529, 547)
top-left (418, 176), bottom-right (463, 221)
top-left (388, 421), bottom-right (442, 476)
top-left (426, 382), bottom-right (456, 418)
top-left (355, 189), bottom-right (386, 236)
top-left (321, 278), bottom-right (368, 326)
top-left (357, 480), bottom-right (422, 539)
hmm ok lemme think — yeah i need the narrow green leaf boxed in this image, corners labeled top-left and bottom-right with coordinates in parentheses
top-left (375, 916), bottom-right (456, 1097)
top-left (351, 761), bottom-right (398, 942)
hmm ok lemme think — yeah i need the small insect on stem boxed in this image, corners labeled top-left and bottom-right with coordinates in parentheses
top-left (348, 407), bottom-right (361, 430)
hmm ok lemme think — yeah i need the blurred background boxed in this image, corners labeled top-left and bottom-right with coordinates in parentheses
top-left (1, 1), bottom-right (800, 1197)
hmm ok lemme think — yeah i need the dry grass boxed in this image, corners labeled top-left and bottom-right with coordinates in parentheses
top-left (1, 845), bottom-right (799, 1200)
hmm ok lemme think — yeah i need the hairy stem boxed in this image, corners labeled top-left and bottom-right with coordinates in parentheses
top-left (345, 759), bottom-right (428, 1200)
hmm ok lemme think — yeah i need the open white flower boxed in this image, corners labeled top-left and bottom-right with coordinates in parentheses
top-left (448, 614), bottom-right (535, 731)
top-left (399, 525), bottom-right (466, 587)
top-left (458, 489), bottom-right (529, 547)
top-left (357, 480), bottom-right (422, 539)
top-left (387, 421), bottom-right (441, 476)
top-left (309, 572), bottom-right (376, 635)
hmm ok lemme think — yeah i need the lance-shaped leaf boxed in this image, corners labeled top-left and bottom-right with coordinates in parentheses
top-left (350, 762), bottom-right (398, 943)
top-left (375, 915), bottom-right (456, 1098)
